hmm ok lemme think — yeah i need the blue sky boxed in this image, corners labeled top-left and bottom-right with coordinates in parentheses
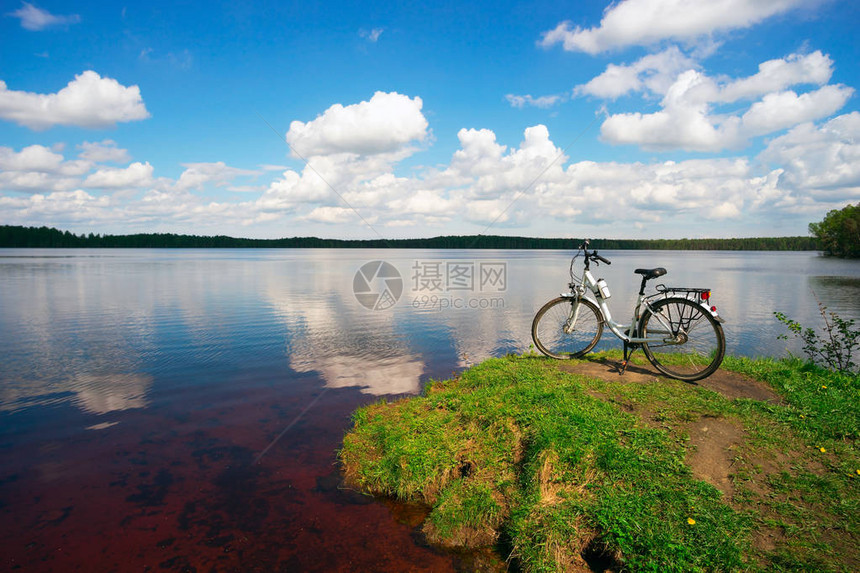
top-left (1, 0), bottom-right (858, 239)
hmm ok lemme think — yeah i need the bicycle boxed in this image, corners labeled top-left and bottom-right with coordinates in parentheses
top-left (531, 240), bottom-right (726, 381)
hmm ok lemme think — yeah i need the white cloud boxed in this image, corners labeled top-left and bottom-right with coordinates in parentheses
top-left (9, 2), bottom-right (80, 31)
top-left (2, 114), bottom-right (858, 237)
top-left (578, 49), bottom-right (835, 103)
top-left (359, 28), bottom-right (384, 42)
top-left (226, 185), bottom-right (266, 193)
top-left (594, 53), bottom-right (853, 152)
top-left (174, 162), bottom-right (260, 192)
top-left (740, 85), bottom-right (853, 137)
top-left (267, 122), bottom-right (778, 231)
top-left (540, 0), bottom-right (805, 54)
top-left (0, 144), bottom-right (90, 192)
top-left (760, 112), bottom-right (860, 200)
top-left (386, 189), bottom-right (459, 216)
top-left (465, 198), bottom-right (515, 225)
top-left (453, 125), bottom-right (566, 199)
top-left (257, 170), bottom-right (310, 211)
top-left (0, 170), bottom-right (76, 193)
top-left (0, 144), bottom-right (65, 172)
top-left (256, 167), bottom-right (335, 214)
top-left (505, 94), bottom-right (565, 108)
top-left (0, 71), bottom-right (150, 130)
top-left (83, 162), bottom-right (154, 189)
top-left (301, 206), bottom-right (366, 224)
top-left (286, 91), bottom-right (428, 156)
top-left (711, 201), bottom-right (742, 219)
top-left (449, 125), bottom-right (564, 188)
top-left (599, 69), bottom-right (738, 151)
top-left (575, 46), bottom-right (697, 99)
top-left (254, 149), bottom-right (424, 228)
top-left (449, 128), bottom-right (508, 177)
top-left (77, 140), bottom-right (131, 163)
top-left (0, 190), bottom-right (111, 227)
top-left (717, 51), bottom-right (834, 102)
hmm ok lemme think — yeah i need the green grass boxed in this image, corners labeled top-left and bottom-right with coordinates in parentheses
top-left (340, 354), bottom-right (859, 572)
top-left (722, 355), bottom-right (859, 442)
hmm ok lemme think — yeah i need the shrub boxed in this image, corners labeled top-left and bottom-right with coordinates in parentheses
top-left (775, 302), bottom-right (859, 374)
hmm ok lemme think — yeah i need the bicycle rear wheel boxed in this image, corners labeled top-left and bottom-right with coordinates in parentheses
top-left (532, 297), bottom-right (603, 359)
top-left (640, 297), bottom-right (725, 381)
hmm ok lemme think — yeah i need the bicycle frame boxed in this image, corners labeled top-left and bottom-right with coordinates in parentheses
top-left (532, 241), bottom-right (727, 380)
top-left (562, 268), bottom-right (675, 345)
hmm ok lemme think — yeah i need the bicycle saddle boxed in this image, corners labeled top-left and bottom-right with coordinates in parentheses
top-left (634, 267), bottom-right (667, 280)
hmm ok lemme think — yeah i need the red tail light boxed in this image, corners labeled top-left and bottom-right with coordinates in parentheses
top-left (701, 291), bottom-right (711, 302)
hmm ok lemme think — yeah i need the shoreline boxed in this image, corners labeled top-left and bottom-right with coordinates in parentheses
top-left (340, 352), bottom-right (859, 571)
top-left (1, 225), bottom-right (820, 251)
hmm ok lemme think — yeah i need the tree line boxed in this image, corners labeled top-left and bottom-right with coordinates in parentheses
top-left (0, 225), bottom-right (820, 250)
top-left (808, 202), bottom-right (859, 258)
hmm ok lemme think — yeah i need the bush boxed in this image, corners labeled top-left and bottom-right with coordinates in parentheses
top-left (775, 302), bottom-right (859, 374)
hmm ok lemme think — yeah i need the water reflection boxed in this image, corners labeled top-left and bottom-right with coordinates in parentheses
top-left (0, 248), bottom-right (857, 573)
top-left (72, 373), bottom-right (153, 414)
top-left (259, 252), bottom-right (426, 395)
top-left (1, 249), bottom-right (857, 417)
top-left (808, 275), bottom-right (860, 310)
top-left (0, 249), bottom-right (857, 409)
top-left (292, 354), bottom-right (425, 395)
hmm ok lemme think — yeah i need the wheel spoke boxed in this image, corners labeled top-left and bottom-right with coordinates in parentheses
top-left (642, 298), bottom-right (725, 381)
top-left (532, 298), bottom-right (603, 359)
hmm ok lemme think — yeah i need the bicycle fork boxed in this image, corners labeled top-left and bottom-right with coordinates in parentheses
top-left (563, 298), bottom-right (583, 334)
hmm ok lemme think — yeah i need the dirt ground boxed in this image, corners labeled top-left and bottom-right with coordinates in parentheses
top-left (558, 357), bottom-right (802, 560)
top-left (558, 357), bottom-right (783, 403)
top-left (559, 357), bottom-right (780, 500)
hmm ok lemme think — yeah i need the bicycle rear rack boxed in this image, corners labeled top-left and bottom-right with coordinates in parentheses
top-left (655, 284), bottom-right (710, 295)
top-left (654, 284), bottom-right (711, 302)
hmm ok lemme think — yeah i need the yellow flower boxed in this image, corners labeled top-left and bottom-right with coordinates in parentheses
top-left (856, 469), bottom-right (859, 476)
top-left (800, 415), bottom-right (805, 419)
top-left (687, 518), bottom-right (696, 525)
top-left (819, 447), bottom-right (827, 453)
top-left (821, 385), bottom-right (827, 389)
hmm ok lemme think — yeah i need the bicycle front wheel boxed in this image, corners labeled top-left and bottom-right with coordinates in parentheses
top-left (532, 297), bottom-right (603, 359)
top-left (640, 297), bottom-right (725, 381)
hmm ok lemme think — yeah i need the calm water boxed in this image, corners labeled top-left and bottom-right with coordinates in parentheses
top-left (1, 249), bottom-right (858, 571)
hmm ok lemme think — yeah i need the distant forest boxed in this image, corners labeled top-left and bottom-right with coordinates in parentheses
top-left (0, 225), bottom-right (818, 251)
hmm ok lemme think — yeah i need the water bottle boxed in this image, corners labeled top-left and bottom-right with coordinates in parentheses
top-left (596, 278), bottom-right (611, 299)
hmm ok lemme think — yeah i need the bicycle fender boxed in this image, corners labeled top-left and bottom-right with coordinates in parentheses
top-left (699, 300), bottom-right (726, 323)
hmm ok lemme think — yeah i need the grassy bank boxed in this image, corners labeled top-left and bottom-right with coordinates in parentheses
top-left (339, 353), bottom-right (858, 572)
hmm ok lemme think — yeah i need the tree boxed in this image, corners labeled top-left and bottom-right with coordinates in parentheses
top-left (809, 203), bottom-right (860, 258)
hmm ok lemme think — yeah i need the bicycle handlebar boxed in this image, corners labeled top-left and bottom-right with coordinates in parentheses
top-left (577, 240), bottom-right (611, 266)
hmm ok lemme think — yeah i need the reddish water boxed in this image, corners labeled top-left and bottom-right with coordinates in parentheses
top-left (0, 377), bottom-right (460, 572)
top-left (5, 249), bottom-right (852, 571)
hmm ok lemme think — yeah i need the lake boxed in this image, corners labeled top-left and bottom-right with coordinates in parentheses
top-left (1, 248), bottom-right (858, 571)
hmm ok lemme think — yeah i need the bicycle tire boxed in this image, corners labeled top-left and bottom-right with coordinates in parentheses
top-left (640, 297), bottom-right (725, 381)
top-left (532, 297), bottom-right (604, 359)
